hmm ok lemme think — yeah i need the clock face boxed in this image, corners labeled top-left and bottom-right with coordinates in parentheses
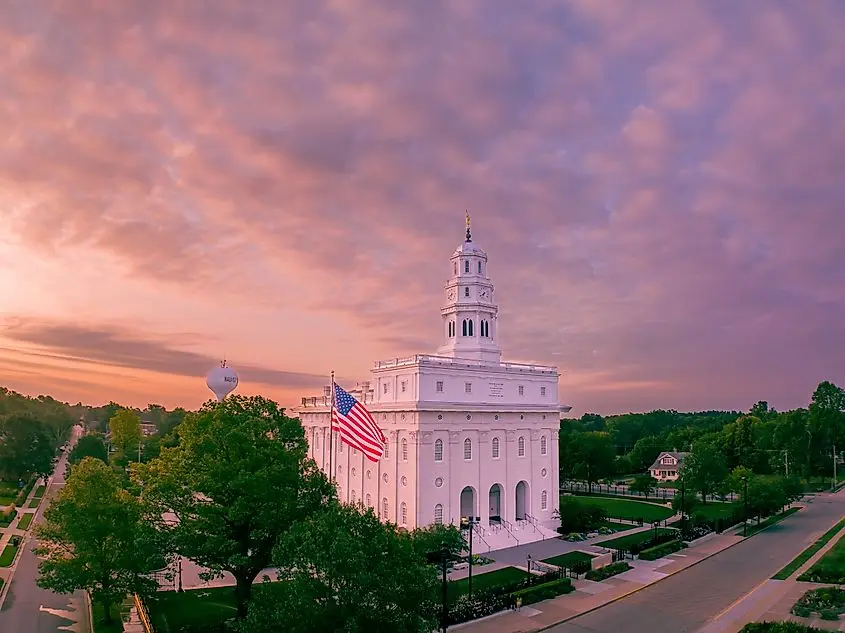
top-left (447, 289), bottom-right (456, 301)
top-left (480, 290), bottom-right (489, 300)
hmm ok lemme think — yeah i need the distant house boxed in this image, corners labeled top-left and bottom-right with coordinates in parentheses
top-left (648, 451), bottom-right (688, 481)
top-left (140, 422), bottom-right (158, 437)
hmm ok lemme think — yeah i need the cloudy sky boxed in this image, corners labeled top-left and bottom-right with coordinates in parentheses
top-left (1, 0), bottom-right (843, 415)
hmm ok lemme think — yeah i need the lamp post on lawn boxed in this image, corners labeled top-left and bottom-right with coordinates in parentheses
top-left (466, 517), bottom-right (478, 599)
top-left (742, 476), bottom-right (749, 537)
top-left (526, 554), bottom-right (532, 584)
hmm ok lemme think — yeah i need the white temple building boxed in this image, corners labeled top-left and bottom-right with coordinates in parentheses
top-left (296, 218), bottom-right (570, 551)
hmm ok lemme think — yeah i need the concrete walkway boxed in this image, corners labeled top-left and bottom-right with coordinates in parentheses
top-left (454, 530), bottom-right (743, 632)
top-left (694, 520), bottom-right (845, 633)
top-left (0, 481), bottom-right (43, 602)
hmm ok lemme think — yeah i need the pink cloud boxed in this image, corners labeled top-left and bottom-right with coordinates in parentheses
top-left (0, 0), bottom-right (843, 414)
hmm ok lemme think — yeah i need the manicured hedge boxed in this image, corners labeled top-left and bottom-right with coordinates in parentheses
top-left (14, 477), bottom-right (36, 507)
top-left (510, 578), bottom-right (574, 606)
top-left (639, 539), bottom-right (685, 561)
top-left (585, 562), bottom-right (631, 581)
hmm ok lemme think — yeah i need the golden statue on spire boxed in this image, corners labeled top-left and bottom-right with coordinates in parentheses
top-left (465, 210), bottom-right (472, 242)
top-left (466, 210), bottom-right (471, 228)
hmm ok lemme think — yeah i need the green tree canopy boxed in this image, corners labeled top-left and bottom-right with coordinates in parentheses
top-left (571, 431), bottom-right (616, 491)
top-left (108, 409), bottom-right (142, 456)
top-left (629, 474), bottom-right (658, 499)
top-left (0, 412), bottom-right (55, 482)
top-left (681, 440), bottom-right (728, 503)
top-left (410, 523), bottom-right (465, 562)
top-left (68, 433), bottom-right (109, 467)
top-left (35, 457), bottom-right (166, 625)
top-left (241, 502), bottom-right (439, 633)
top-left (136, 395), bottom-right (334, 618)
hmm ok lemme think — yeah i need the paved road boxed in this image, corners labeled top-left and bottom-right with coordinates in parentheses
top-left (547, 491), bottom-right (844, 633)
top-left (0, 425), bottom-right (88, 633)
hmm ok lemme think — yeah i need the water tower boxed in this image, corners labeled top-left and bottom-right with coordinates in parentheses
top-left (206, 360), bottom-right (239, 402)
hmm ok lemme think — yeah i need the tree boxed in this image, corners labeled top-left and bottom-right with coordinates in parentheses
top-left (629, 436), bottom-right (663, 472)
top-left (571, 432), bottom-right (616, 492)
top-left (721, 415), bottom-right (758, 470)
top-left (629, 474), bottom-right (658, 499)
top-left (241, 502), bottom-right (438, 633)
top-left (136, 395), bottom-right (334, 618)
top-left (410, 523), bottom-right (465, 563)
top-left (671, 491), bottom-right (699, 516)
top-left (680, 441), bottom-right (728, 503)
top-left (808, 381), bottom-right (845, 475)
top-left (68, 434), bottom-right (109, 467)
top-left (0, 413), bottom-right (55, 482)
top-left (109, 409), bottom-right (142, 454)
top-left (555, 495), bottom-right (607, 533)
top-left (35, 458), bottom-right (165, 625)
top-left (742, 476), bottom-right (788, 522)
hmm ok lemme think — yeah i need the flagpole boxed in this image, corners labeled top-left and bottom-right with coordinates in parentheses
top-left (328, 370), bottom-right (335, 483)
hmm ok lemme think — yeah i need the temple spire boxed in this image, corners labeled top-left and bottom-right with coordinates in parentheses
top-left (465, 210), bottom-right (472, 242)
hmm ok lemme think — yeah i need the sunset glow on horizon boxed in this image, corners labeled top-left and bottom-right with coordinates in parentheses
top-left (1, 1), bottom-right (843, 415)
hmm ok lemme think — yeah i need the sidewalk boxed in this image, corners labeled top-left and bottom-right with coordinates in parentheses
top-left (454, 531), bottom-right (743, 633)
top-left (695, 520), bottom-right (845, 633)
top-left (0, 481), bottom-right (43, 605)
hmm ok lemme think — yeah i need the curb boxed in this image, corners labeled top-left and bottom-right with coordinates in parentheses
top-left (85, 591), bottom-right (94, 633)
top-left (532, 507), bottom-right (802, 633)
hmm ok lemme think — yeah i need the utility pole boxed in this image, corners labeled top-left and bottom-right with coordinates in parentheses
top-left (784, 450), bottom-right (789, 477)
top-left (833, 445), bottom-right (837, 492)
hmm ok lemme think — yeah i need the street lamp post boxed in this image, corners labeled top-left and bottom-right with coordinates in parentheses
top-left (526, 554), bottom-right (532, 584)
top-left (440, 548), bottom-right (448, 633)
top-left (467, 518), bottom-right (475, 599)
top-left (742, 476), bottom-right (749, 537)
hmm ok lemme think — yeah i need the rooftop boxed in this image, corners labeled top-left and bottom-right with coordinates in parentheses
top-left (372, 354), bottom-right (558, 375)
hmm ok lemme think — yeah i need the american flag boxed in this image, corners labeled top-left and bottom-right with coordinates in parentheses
top-left (332, 384), bottom-right (386, 462)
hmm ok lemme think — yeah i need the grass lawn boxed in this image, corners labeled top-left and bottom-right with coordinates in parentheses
top-left (0, 496), bottom-right (14, 507)
top-left (33, 485), bottom-right (46, 499)
top-left (0, 542), bottom-right (20, 567)
top-left (796, 522), bottom-right (845, 583)
top-left (570, 496), bottom-right (673, 522)
top-left (146, 587), bottom-right (238, 631)
top-left (448, 565), bottom-right (528, 600)
top-left (598, 528), bottom-right (677, 551)
top-left (17, 513), bottom-right (33, 530)
top-left (27, 498), bottom-right (40, 509)
top-left (91, 602), bottom-right (125, 633)
top-left (542, 551), bottom-right (595, 567)
top-left (773, 519), bottom-right (845, 580)
top-left (693, 502), bottom-right (739, 520)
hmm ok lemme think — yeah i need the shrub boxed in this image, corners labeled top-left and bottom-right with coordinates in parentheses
top-left (819, 609), bottom-right (840, 621)
top-left (510, 578), bottom-right (573, 606)
top-left (639, 539), bottom-right (685, 561)
top-left (556, 496), bottom-right (607, 534)
top-left (447, 590), bottom-right (507, 625)
top-left (790, 587), bottom-right (844, 618)
top-left (585, 562), bottom-right (631, 581)
top-left (741, 622), bottom-right (830, 633)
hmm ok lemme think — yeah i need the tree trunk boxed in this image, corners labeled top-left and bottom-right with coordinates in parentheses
top-left (235, 574), bottom-right (253, 618)
top-left (101, 600), bottom-right (113, 624)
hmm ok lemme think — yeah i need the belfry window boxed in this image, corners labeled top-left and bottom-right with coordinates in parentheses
top-left (462, 319), bottom-right (467, 336)
top-left (468, 320), bottom-right (474, 336)
top-left (478, 261), bottom-right (482, 274)
top-left (464, 260), bottom-right (470, 273)
top-left (464, 287), bottom-right (470, 297)
top-left (454, 262), bottom-right (457, 275)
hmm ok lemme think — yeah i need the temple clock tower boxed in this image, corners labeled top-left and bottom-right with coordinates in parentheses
top-left (436, 212), bottom-right (502, 363)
